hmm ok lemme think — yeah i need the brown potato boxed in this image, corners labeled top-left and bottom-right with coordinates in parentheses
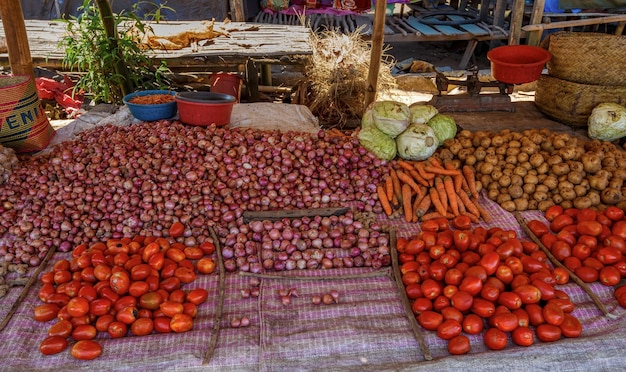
top-left (529, 153), bottom-right (545, 168)
top-left (588, 191), bottom-right (601, 206)
top-left (499, 175), bottom-right (512, 188)
top-left (523, 183), bottom-right (536, 194)
top-left (552, 193), bottom-right (564, 205)
top-left (538, 199), bottom-right (555, 211)
top-left (551, 163), bottom-right (570, 176)
top-left (487, 188), bottom-right (499, 201)
top-left (528, 199), bottom-right (539, 210)
top-left (536, 162), bottom-right (550, 175)
top-left (588, 174), bottom-right (610, 191)
top-left (474, 148), bottom-right (487, 162)
top-left (508, 185), bottom-right (524, 199)
top-left (513, 167), bottom-right (528, 177)
top-left (601, 188), bottom-right (623, 205)
top-left (491, 135), bottom-right (505, 147)
top-left (517, 152), bottom-right (529, 163)
top-left (560, 200), bottom-right (573, 209)
top-left (581, 153), bottom-right (602, 174)
top-left (573, 196), bottom-right (593, 209)
top-left (484, 154), bottom-right (499, 166)
top-left (536, 184), bottom-right (550, 194)
top-left (501, 200), bottom-right (516, 212)
top-left (533, 191), bottom-right (549, 202)
top-left (481, 175), bottom-right (493, 188)
top-left (547, 155), bottom-right (563, 166)
top-left (497, 193), bottom-right (512, 204)
top-left (574, 184), bottom-right (589, 197)
top-left (542, 176), bottom-right (558, 190)
top-left (560, 188), bottom-right (577, 201)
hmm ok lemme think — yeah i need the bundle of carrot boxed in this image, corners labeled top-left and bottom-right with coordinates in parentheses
top-left (376, 158), bottom-right (492, 224)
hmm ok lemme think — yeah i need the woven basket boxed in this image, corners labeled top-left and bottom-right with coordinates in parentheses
top-left (0, 75), bottom-right (55, 153)
top-left (535, 75), bottom-right (626, 127)
top-left (545, 32), bottom-right (626, 86)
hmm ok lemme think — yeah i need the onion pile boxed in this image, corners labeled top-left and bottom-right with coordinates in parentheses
top-left (0, 144), bottom-right (19, 185)
top-left (0, 121), bottom-right (388, 266)
top-left (217, 211), bottom-right (390, 273)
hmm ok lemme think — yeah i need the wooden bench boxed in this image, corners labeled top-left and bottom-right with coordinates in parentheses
top-left (252, 1), bottom-right (509, 69)
top-left (0, 20), bottom-right (313, 101)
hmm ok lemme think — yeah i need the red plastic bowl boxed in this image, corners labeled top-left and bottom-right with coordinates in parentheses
top-left (175, 92), bottom-right (236, 126)
top-left (487, 45), bottom-right (551, 85)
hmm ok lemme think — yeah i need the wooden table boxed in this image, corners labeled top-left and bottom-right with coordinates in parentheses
top-left (0, 20), bottom-right (313, 101)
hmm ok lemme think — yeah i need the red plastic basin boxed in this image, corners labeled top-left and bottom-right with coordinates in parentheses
top-left (175, 92), bottom-right (236, 126)
top-left (487, 45), bottom-right (552, 85)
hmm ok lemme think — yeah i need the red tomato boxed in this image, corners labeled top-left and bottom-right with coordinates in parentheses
top-left (444, 268), bottom-right (463, 286)
top-left (114, 295), bottom-right (138, 312)
top-left (542, 302), bottom-right (565, 326)
top-left (547, 298), bottom-right (576, 314)
top-left (536, 324), bottom-right (561, 342)
top-left (139, 291), bottom-right (165, 311)
top-left (417, 310), bottom-right (443, 331)
top-left (116, 306), bottom-right (139, 325)
top-left (170, 313), bottom-right (194, 333)
top-left (480, 284), bottom-right (500, 302)
top-left (131, 264), bottom-right (152, 281)
top-left (95, 314), bottom-right (115, 333)
top-left (544, 205), bottom-right (564, 222)
top-left (48, 319), bottom-right (73, 338)
top-left (452, 215), bottom-right (472, 230)
top-left (447, 335), bottom-right (470, 355)
top-left (421, 279), bottom-right (441, 300)
top-left (612, 221), bottom-right (626, 239)
top-left (525, 303), bottom-right (545, 326)
top-left (605, 206), bottom-right (625, 221)
top-left (577, 220), bottom-right (602, 237)
top-left (71, 340), bottom-right (102, 360)
top-left (513, 285), bottom-right (542, 304)
top-left (497, 291), bottom-right (523, 310)
top-left (34, 304), bottom-right (60, 322)
top-left (437, 319), bottom-right (462, 340)
top-left (128, 281), bottom-right (150, 298)
top-left (574, 266), bottom-right (599, 283)
top-left (484, 328), bottom-right (508, 350)
top-left (511, 326), bottom-right (534, 347)
top-left (160, 277), bottom-right (181, 293)
top-left (169, 221), bottom-right (185, 238)
top-left (462, 313), bottom-right (484, 335)
top-left (184, 247), bottom-right (204, 260)
top-left (405, 283), bottom-right (423, 300)
top-left (512, 308), bottom-right (530, 328)
top-left (66, 297), bottom-right (90, 318)
top-left (108, 321), bottom-right (128, 338)
top-left (412, 298), bottom-right (433, 313)
top-left (479, 251), bottom-right (500, 276)
top-left (464, 265), bottom-right (488, 283)
top-left (550, 214), bottom-right (574, 233)
top-left (72, 324), bottom-right (97, 341)
top-left (450, 290), bottom-right (473, 312)
top-left (471, 298), bottom-right (495, 319)
top-left (131, 317), bottom-right (154, 336)
top-left (604, 235), bottom-right (626, 253)
top-left (490, 311), bottom-right (519, 332)
top-left (110, 270), bottom-right (130, 295)
top-left (186, 288), bottom-right (209, 305)
top-left (421, 219), bottom-right (440, 232)
top-left (40, 335), bottom-right (68, 355)
top-left (559, 313), bottom-right (583, 338)
top-left (89, 298), bottom-right (113, 317)
top-left (405, 239), bottom-right (426, 255)
top-left (599, 266), bottom-right (621, 286)
top-left (597, 247), bottom-right (623, 265)
top-left (154, 316), bottom-right (172, 333)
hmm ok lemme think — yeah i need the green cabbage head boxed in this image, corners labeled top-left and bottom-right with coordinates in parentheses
top-left (588, 103), bottom-right (626, 142)
top-left (427, 113), bottom-right (457, 144)
top-left (396, 123), bottom-right (439, 161)
top-left (371, 101), bottom-right (410, 138)
top-left (409, 104), bottom-right (439, 125)
top-left (358, 115), bottom-right (397, 161)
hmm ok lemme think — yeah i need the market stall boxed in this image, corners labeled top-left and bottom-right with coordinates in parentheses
top-left (1, 1), bottom-right (626, 371)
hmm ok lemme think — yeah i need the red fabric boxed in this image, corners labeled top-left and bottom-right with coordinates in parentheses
top-left (35, 77), bottom-right (83, 114)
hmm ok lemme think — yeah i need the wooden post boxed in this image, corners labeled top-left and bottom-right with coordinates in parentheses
top-left (230, 0), bottom-right (245, 22)
top-left (364, 0), bottom-right (387, 110)
top-left (0, 0), bottom-right (35, 81)
top-left (508, 0), bottom-right (525, 45)
top-left (526, 0), bottom-right (546, 46)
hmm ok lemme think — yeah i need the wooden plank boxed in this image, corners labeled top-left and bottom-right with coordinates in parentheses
top-left (355, 15), bottom-right (373, 35)
top-left (242, 207), bottom-right (350, 223)
top-left (432, 25), bottom-right (467, 36)
top-left (405, 16), bottom-right (440, 36)
top-left (447, 15), bottom-right (489, 35)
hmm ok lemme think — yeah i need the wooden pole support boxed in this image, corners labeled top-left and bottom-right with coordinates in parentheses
top-left (508, 0), bottom-right (526, 45)
top-left (364, 0), bottom-right (387, 110)
top-left (229, 0), bottom-right (245, 22)
top-left (0, 0), bottom-right (35, 81)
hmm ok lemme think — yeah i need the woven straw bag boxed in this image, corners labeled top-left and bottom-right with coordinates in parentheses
top-left (545, 32), bottom-right (626, 86)
top-left (535, 75), bottom-right (626, 127)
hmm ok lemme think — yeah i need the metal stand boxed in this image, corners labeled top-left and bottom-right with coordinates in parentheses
top-left (428, 67), bottom-right (515, 112)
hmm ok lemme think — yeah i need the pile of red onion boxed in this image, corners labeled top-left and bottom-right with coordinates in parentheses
top-left (217, 211), bottom-right (390, 273)
top-left (0, 121), bottom-right (388, 267)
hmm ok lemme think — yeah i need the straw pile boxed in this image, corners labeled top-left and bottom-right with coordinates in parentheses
top-left (294, 29), bottom-right (396, 129)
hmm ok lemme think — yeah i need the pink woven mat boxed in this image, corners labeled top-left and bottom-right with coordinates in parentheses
top-left (0, 194), bottom-right (625, 371)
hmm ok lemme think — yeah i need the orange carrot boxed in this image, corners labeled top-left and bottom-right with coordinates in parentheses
top-left (408, 168), bottom-right (429, 187)
top-left (443, 176), bottom-right (459, 216)
top-left (456, 193), bottom-right (467, 215)
top-left (402, 184), bottom-right (413, 222)
top-left (429, 187), bottom-right (447, 216)
top-left (434, 177), bottom-right (448, 214)
top-left (390, 169), bottom-right (402, 203)
top-left (472, 197), bottom-right (492, 223)
top-left (415, 194), bottom-right (432, 218)
top-left (427, 157), bottom-right (444, 169)
top-left (457, 190), bottom-right (480, 217)
top-left (384, 177), bottom-right (393, 203)
top-left (377, 185), bottom-right (392, 216)
top-left (396, 170), bottom-right (422, 194)
top-left (397, 159), bottom-right (416, 172)
top-left (463, 165), bottom-right (479, 198)
top-left (415, 162), bottom-right (435, 180)
top-left (391, 192), bottom-right (399, 207)
top-left (423, 165), bottom-right (461, 176)
top-left (412, 187), bottom-right (428, 222)
top-left (421, 211), bottom-right (454, 221)
top-left (444, 160), bottom-right (463, 193)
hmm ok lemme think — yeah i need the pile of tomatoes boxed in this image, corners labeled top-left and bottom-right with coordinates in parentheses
top-left (528, 205), bottom-right (626, 308)
top-left (398, 215), bottom-right (583, 355)
top-left (34, 235), bottom-right (216, 360)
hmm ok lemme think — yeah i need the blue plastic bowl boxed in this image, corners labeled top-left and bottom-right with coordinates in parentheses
top-left (123, 90), bottom-right (177, 121)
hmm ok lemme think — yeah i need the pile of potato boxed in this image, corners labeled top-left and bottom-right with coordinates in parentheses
top-left (437, 128), bottom-right (626, 212)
